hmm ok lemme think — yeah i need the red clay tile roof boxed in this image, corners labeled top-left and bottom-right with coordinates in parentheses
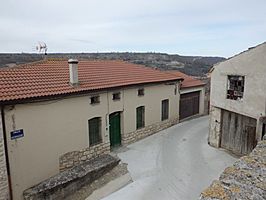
top-left (0, 60), bottom-right (182, 103)
top-left (166, 71), bottom-right (205, 89)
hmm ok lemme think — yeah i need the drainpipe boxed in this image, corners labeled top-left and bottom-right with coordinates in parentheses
top-left (1, 106), bottom-right (13, 200)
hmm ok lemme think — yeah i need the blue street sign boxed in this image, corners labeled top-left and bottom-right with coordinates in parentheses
top-left (11, 129), bottom-right (24, 140)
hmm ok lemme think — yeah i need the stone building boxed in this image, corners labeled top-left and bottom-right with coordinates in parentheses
top-left (0, 110), bottom-right (9, 200)
top-left (209, 42), bottom-right (266, 155)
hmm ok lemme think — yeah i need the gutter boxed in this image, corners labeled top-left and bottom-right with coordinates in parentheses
top-left (1, 106), bottom-right (13, 200)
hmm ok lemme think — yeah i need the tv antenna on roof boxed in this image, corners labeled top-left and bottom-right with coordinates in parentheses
top-left (36, 41), bottom-right (48, 55)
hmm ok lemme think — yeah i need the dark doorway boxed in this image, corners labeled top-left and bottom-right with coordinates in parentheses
top-left (262, 123), bottom-right (266, 140)
top-left (180, 91), bottom-right (200, 120)
top-left (109, 112), bottom-right (121, 148)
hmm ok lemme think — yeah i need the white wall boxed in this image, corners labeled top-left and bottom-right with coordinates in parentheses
top-left (4, 82), bottom-right (180, 200)
top-left (210, 43), bottom-right (266, 119)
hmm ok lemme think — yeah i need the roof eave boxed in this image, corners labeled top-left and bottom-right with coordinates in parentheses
top-left (0, 78), bottom-right (182, 105)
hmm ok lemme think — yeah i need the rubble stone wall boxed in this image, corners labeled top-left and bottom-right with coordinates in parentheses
top-left (59, 142), bottom-right (110, 171)
top-left (122, 117), bottom-right (179, 145)
top-left (199, 140), bottom-right (266, 200)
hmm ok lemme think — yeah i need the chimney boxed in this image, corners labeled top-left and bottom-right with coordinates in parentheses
top-left (68, 59), bottom-right (79, 86)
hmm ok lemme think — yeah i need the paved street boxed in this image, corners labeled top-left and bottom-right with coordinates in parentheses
top-left (103, 116), bottom-right (237, 200)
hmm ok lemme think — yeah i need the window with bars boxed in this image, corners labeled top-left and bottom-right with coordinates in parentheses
top-left (161, 99), bottom-right (169, 121)
top-left (88, 117), bottom-right (102, 146)
top-left (136, 106), bottom-right (145, 129)
top-left (227, 75), bottom-right (245, 100)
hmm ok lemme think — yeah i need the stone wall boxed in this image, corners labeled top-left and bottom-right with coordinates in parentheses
top-left (122, 117), bottom-right (179, 145)
top-left (59, 142), bottom-right (110, 171)
top-left (0, 110), bottom-right (9, 200)
top-left (199, 140), bottom-right (266, 200)
top-left (24, 154), bottom-right (120, 200)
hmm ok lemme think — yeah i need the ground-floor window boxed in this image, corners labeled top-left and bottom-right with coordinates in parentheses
top-left (161, 99), bottom-right (169, 121)
top-left (88, 117), bottom-right (102, 146)
top-left (136, 106), bottom-right (145, 129)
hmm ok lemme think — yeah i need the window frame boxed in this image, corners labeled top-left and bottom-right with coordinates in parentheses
top-left (161, 99), bottom-right (169, 121)
top-left (90, 95), bottom-right (100, 104)
top-left (138, 88), bottom-right (145, 96)
top-left (112, 92), bottom-right (121, 101)
top-left (136, 106), bottom-right (145, 129)
top-left (226, 75), bottom-right (245, 100)
top-left (88, 117), bottom-right (102, 146)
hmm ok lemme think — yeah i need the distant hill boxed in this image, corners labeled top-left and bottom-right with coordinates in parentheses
top-left (0, 53), bottom-right (226, 77)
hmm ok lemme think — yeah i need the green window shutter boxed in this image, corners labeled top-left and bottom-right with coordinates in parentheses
top-left (136, 106), bottom-right (145, 129)
top-left (162, 99), bottom-right (169, 121)
top-left (89, 117), bottom-right (102, 146)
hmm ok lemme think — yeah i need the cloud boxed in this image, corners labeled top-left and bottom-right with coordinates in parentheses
top-left (0, 0), bottom-right (265, 56)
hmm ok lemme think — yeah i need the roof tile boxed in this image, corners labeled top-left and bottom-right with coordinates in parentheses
top-left (0, 60), bottom-right (182, 102)
top-left (166, 71), bottom-right (205, 89)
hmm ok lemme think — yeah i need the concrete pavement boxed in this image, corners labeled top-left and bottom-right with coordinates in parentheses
top-left (102, 116), bottom-right (236, 200)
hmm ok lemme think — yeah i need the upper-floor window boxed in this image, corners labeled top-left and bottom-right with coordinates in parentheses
top-left (161, 99), bottom-right (169, 121)
top-left (112, 92), bottom-right (121, 101)
top-left (88, 117), bottom-right (102, 146)
top-left (227, 75), bottom-right (245, 100)
top-left (90, 96), bottom-right (100, 104)
top-left (138, 88), bottom-right (144, 96)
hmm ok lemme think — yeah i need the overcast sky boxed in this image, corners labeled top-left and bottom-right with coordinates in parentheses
top-left (0, 0), bottom-right (265, 57)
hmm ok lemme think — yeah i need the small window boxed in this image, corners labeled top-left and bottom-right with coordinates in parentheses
top-left (138, 88), bottom-right (144, 96)
top-left (136, 106), bottom-right (145, 129)
top-left (161, 99), bottom-right (169, 121)
top-left (227, 76), bottom-right (245, 100)
top-left (112, 92), bottom-right (121, 101)
top-left (88, 117), bottom-right (102, 146)
top-left (90, 96), bottom-right (100, 104)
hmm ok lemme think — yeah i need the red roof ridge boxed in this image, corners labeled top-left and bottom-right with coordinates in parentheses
top-left (165, 70), bottom-right (205, 89)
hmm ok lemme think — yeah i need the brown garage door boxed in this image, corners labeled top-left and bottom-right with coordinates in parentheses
top-left (179, 91), bottom-right (200, 120)
top-left (220, 110), bottom-right (257, 155)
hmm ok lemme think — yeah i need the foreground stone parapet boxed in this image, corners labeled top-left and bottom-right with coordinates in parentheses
top-left (199, 140), bottom-right (266, 200)
top-left (23, 154), bottom-right (120, 200)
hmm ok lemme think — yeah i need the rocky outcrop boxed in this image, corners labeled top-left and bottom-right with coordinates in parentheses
top-left (199, 140), bottom-right (266, 200)
top-left (23, 154), bottom-right (120, 200)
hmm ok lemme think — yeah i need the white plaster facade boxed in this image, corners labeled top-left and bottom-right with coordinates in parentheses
top-left (2, 82), bottom-right (180, 200)
top-left (209, 42), bottom-right (266, 147)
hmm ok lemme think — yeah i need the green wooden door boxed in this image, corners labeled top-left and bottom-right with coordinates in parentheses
top-left (109, 112), bottom-right (121, 147)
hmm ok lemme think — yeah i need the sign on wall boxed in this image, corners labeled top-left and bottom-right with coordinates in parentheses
top-left (10, 129), bottom-right (24, 140)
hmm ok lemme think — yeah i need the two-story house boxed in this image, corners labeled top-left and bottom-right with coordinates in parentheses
top-left (209, 42), bottom-right (266, 155)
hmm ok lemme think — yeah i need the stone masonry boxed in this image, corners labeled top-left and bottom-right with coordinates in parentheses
top-left (0, 110), bottom-right (9, 200)
top-left (199, 140), bottom-right (266, 200)
top-left (59, 142), bottom-right (110, 171)
top-left (122, 117), bottom-right (179, 145)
